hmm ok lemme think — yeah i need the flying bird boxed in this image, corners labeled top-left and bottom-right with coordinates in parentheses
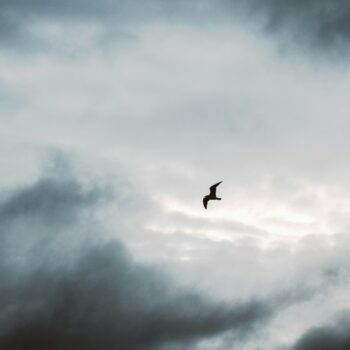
top-left (203, 181), bottom-right (222, 209)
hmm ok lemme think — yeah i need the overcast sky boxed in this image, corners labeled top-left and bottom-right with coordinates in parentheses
top-left (2, 1), bottom-right (350, 349)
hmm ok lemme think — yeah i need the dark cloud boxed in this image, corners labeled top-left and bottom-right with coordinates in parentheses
top-left (291, 313), bottom-right (350, 350)
top-left (0, 243), bottom-right (271, 350)
top-left (0, 161), bottom-right (274, 350)
top-left (239, 0), bottom-right (350, 56)
top-left (0, 177), bottom-right (99, 226)
top-left (3, 0), bottom-right (350, 56)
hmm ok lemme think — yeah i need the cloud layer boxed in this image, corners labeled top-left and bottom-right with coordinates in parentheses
top-left (0, 164), bottom-right (276, 350)
top-left (3, 0), bottom-right (350, 56)
top-left (3, 1), bottom-right (350, 349)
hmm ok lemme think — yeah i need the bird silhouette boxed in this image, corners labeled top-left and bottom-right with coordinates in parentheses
top-left (203, 181), bottom-right (222, 209)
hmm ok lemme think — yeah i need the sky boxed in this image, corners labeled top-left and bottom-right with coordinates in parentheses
top-left (2, 1), bottom-right (350, 349)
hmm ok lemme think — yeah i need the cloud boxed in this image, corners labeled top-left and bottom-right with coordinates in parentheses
top-left (3, 0), bottom-right (350, 57)
top-left (0, 0), bottom-right (199, 52)
top-left (0, 158), bottom-right (277, 350)
top-left (0, 172), bottom-right (98, 226)
top-left (0, 243), bottom-right (271, 350)
top-left (290, 313), bottom-right (350, 350)
top-left (239, 0), bottom-right (350, 56)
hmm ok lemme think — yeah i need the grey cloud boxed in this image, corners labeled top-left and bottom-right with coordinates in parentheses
top-left (290, 313), bottom-right (350, 350)
top-left (0, 243), bottom-right (271, 350)
top-left (0, 177), bottom-right (99, 226)
top-left (0, 0), bottom-right (209, 21)
top-left (0, 161), bottom-right (275, 350)
top-left (239, 0), bottom-right (350, 56)
top-left (0, 0), bottom-right (196, 52)
top-left (3, 0), bottom-right (350, 56)
top-left (1, 0), bottom-right (164, 19)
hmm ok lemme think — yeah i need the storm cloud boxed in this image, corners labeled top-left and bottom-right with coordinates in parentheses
top-left (0, 165), bottom-right (277, 350)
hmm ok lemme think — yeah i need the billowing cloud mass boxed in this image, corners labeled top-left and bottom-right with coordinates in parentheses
top-left (0, 164), bottom-right (278, 350)
top-left (3, 1), bottom-right (350, 349)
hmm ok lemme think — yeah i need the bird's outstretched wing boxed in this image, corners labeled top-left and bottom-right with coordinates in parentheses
top-left (203, 196), bottom-right (209, 209)
top-left (209, 181), bottom-right (222, 196)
